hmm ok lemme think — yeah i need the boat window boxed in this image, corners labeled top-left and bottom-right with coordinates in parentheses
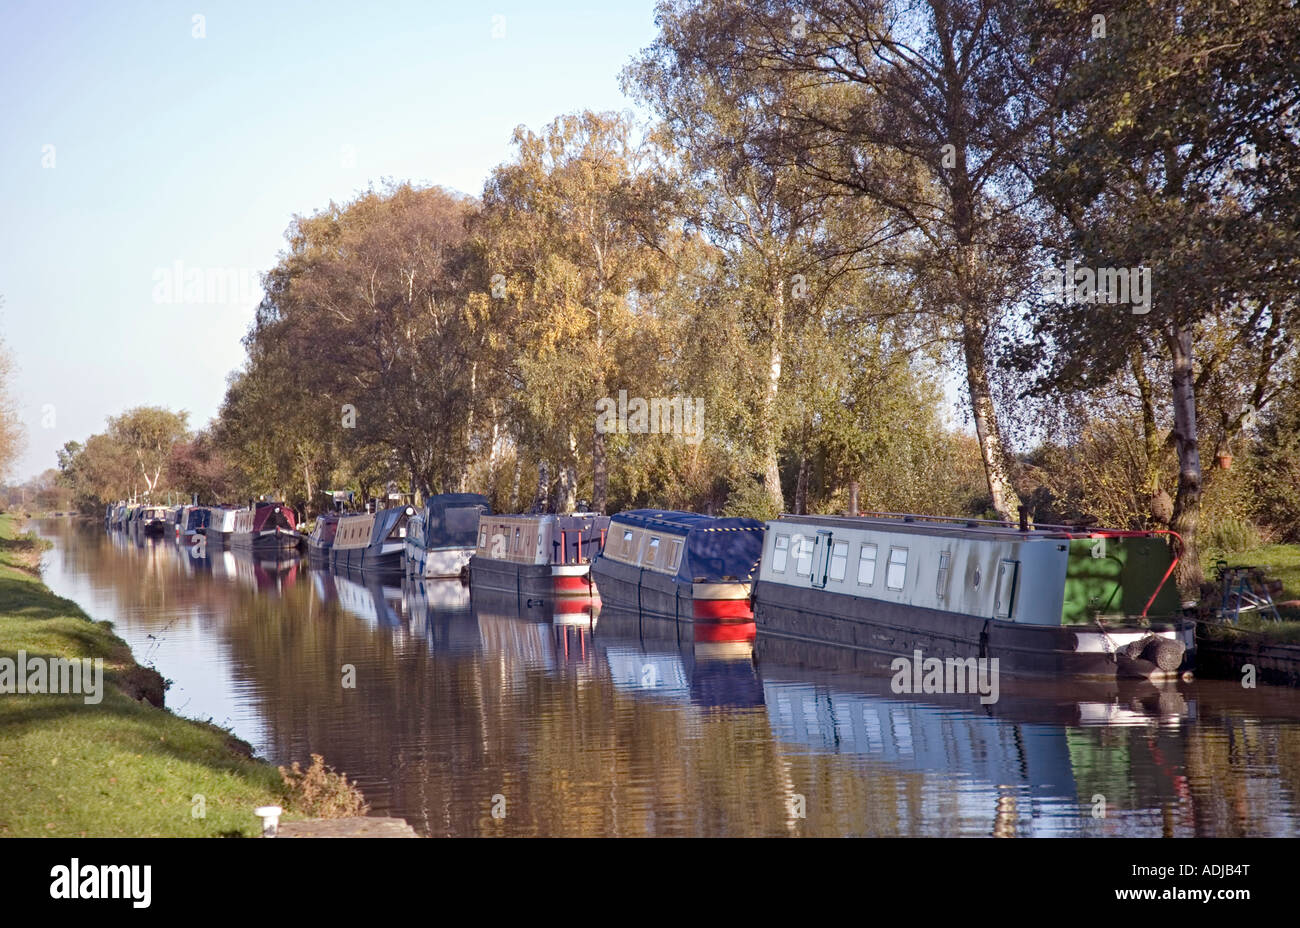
top-left (646, 537), bottom-right (660, 566)
top-left (478, 528), bottom-right (488, 549)
top-left (886, 547), bottom-right (908, 590)
top-left (858, 544), bottom-right (878, 585)
top-left (772, 535), bottom-right (789, 572)
top-left (794, 535), bottom-right (812, 576)
top-left (828, 540), bottom-right (849, 582)
top-left (513, 527), bottom-right (521, 553)
top-left (936, 551), bottom-right (951, 598)
top-left (669, 539), bottom-right (683, 570)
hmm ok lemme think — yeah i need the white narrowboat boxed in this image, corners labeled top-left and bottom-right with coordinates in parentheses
top-left (205, 506), bottom-right (240, 548)
top-left (752, 513), bottom-right (1192, 680)
top-left (404, 493), bottom-right (491, 579)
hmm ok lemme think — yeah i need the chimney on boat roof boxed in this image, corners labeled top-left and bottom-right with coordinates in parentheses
top-left (848, 482), bottom-right (859, 517)
top-left (1018, 505), bottom-right (1029, 532)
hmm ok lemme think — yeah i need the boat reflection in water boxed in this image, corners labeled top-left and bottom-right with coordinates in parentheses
top-left (403, 578), bottom-right (478, 652)
top-left (468, 585), bottom-right (601, 677)
top-left (229, 549), bottom-right (302, 596)
top-left (331, 569), bottom-right (409, 630)
top-left (753, 633), bottom-right (1197, 835)
top-left (595, 606), bottom-right (765, 710)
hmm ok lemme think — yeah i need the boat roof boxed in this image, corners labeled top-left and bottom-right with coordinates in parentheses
top-left (423, 493), bottom-right (490, 513)
top-left (773, 512), bottom-right (1165, 542)
top-left (611, 509), bottom-right (764, 537)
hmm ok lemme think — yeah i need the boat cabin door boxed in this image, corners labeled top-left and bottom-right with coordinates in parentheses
top-left (994, 559), bottom-right (1019, 619)
top-left (810, 530), bottom-right (833, 589)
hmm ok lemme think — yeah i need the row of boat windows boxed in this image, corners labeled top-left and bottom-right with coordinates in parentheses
top-left (771, 533), bottom-right (952, 597)
top-left (336, 516), bottom-right (408, 546)
top-left (609, 527), bottom-right (684, 572)
top-left (477, 523), bottom-right (542, 558)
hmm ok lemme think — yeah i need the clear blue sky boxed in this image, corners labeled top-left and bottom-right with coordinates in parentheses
top-left (0, 0), bottom-right (660, 480)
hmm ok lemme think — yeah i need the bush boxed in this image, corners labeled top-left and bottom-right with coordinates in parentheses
top-left (278, 754), bottom-right (369, 818)
top-left (721, 477), bottom-right (780, 521)
top-left (1202, 516), bottom-right (1262, 556)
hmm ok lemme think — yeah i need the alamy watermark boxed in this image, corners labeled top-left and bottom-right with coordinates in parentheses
top-left (151, 261), bottom-right (263, 306)
top-left (890, 649), bottom-right (999, 705)
top-left (1043, 260), bottom-right (1151, 314)
top-left (0, 651), bottom-right (103, 704)
top-left (595, 390), bottom-right (705, 445)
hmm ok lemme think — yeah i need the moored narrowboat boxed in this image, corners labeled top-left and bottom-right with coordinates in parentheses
top-left (404, 493), bottom-right (491, 579)
top-left (231, 501), bottom-right (302, 554)
top-left (468, 512), bottom-right (609, 600)
top-left (591, 510), bottom-right (764, 621)
top-left (306, 513), bottom-right (339, 565)
top-left (330, 505), bottom-right (416, 574)
top-left (205, 506), bottom-right (239, 548)
top-left (752, 512), bottom-right (1193, 681)
top-left (138, 506), bottom-right (172, 537)
top-left (180, 506), bottom-right (210, 548)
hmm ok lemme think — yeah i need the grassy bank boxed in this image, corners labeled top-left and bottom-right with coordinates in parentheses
top-left (0, 514), bottom-right (291, 836)
top-left (1198, 542), bottom-right (1300, 646)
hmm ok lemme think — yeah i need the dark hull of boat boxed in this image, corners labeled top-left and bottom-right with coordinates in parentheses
top-left (330, 546), bottom-right (403, 574)
top-left (231, 531), bottom-right (302, 554)
top-left (142, 521), bottom-right (167, 537)
top-left (469, 556), bottom-right (559, 599)
top-left (307, 542), bottom-right (332, 565)
top-left (591, 557), bottom-right (686, 617)
top-left (204, 530), bottom-right (232, 549)
top-left (752, 580), bottom-right (1196, 680)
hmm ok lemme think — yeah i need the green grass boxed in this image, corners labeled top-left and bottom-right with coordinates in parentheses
top-left (0, 514), bottom-right (291, 837)
top-left (1199, 541), bottom-right (1300, 639)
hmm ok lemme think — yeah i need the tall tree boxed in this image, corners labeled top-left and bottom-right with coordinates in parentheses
top-left (106, 407), bottom-right (190, 499)
top-left (641, 0), bottom-right (1055, 520)
top-left (478, 111), bottom-right (674, 513)
top-left (1020, 0), bottom-right (1300, 587)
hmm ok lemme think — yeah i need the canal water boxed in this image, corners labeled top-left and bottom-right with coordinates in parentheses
top-left (36, 518), bottom-right (1300, 837)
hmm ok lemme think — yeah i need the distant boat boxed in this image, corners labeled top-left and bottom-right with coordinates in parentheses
top-left (468, 512), bottom-right (609, 600)
top-left (231, 501), bottom-right (302, 554)
top-left (138, 506), bottom-right (171, 537)
top-left (331, 505), bottom-right (417, 574)
top-left (591, 510), bottom-right (764, 622)
top-left (404, 493), bottom-right (491, 579)
top-left (306, 513), bottom-right (339, 565)
top-left (179, 506), bottom-right (210, 548)
top-left (205, 506), bottom-right (239, 548)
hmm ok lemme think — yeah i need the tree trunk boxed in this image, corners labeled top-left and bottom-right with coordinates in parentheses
top-left (486, 414), bottom-right (500, 498)
top-left (762, 278), bottom-right (786, 513)
top-left (963, 320), bottom-right (1021, 522)
top-left (554, 431), bottom-right (577, 512)
top-left (1130, 345), bottom-right (1162, 494)
top-left (509, 450), bottom-right (522, 512)
top-left (592, 424), bottom-right (607, 514)
top-left (459, 361), bottom-right (477, 492)
top-left (794, 452), bottom-right (808, 515)
top-left (530, 460), bottom-right (549, 514)
top-left (1167, 324), bottom-right (1203, 594)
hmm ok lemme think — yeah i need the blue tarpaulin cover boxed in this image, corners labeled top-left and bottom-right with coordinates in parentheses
top-left (609, 510), bottom-right (765, 584)
top-left (371, 506), bottom-right (413, 545)
top-left (420, 493), bottom-right (491, 548)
